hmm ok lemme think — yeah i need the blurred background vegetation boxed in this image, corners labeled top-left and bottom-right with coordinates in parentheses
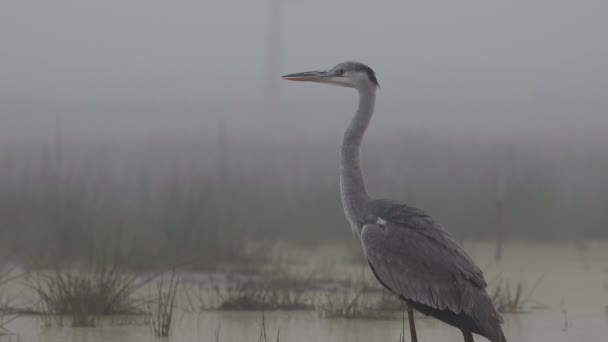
top-left (1, 111), bottom-right (606, 269)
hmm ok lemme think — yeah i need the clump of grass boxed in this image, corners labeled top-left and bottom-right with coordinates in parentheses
top-left (210, 274), bottom-right (315, 311)
top-left (316, 282), bottom-right (398, 319)
top-left (212, 279), bottom-right (269, 310)
top-left (33, 272), bottom-right (100, 327)
top-left (145, 269), bottom-right (180, 337)
top-left (490, 275), bottom-right (544, 313)
top-left (30, 254), bottom-right (149, 327)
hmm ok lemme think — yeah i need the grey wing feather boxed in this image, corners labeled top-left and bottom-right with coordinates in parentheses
top-left (365, 200), bottom-right (487, 290)
top-left (362, 222), bottom-right (473, 313)
top-left (361, 218), bottom-right (502, 319)
top-left (362, 201), bottom-right (504, 341)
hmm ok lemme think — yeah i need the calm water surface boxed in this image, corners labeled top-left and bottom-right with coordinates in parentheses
top-left (2, 242), bottom-right (607, 342)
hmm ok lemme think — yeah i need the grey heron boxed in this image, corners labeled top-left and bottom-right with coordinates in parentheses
top-left (282, 61), bottom-right (506, 342)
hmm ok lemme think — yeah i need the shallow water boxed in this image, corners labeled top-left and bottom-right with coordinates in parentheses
top-left (2, 241), bottom-right (608, 342)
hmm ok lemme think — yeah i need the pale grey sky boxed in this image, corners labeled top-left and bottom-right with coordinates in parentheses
top-left (2, 1), bottom-right (607, 98)
top-left (0, 0), bottom-right (607, 145)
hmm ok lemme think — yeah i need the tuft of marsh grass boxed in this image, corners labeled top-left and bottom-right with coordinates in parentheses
top-left (316, 282), bottom-right (400, 320)
top-left (29, 250), bottom-right (151, 327)
top-left (213, 280), bottom-right (314, 311)
top-left (145, 269), bottom-right (180, 337)
top-left (209, 273), bottom-right (316, 311)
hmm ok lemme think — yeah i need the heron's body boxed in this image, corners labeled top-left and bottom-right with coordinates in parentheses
top-left (283, 61), bottom-right (505, 342)
top-left (362, 199), bottom-right (505, 341)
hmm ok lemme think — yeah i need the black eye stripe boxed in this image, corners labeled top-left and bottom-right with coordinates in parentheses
top-left (332, 62), bottom-right (379, 86)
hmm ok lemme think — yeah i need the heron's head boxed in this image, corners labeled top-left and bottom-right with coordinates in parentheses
top-left (282, 61), bottom-right (379, 90)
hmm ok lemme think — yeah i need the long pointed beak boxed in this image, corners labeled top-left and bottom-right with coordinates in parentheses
top-left (281, 70), bottom-right (330, 82)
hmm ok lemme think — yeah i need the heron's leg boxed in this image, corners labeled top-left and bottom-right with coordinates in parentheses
top-left (461, 330), bottom-right (474, 342)
top-left (407, 304), bottom-right (418, 342)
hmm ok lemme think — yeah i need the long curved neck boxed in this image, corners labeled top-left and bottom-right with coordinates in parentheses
top-left (340, 86), bottom-right (376, 238)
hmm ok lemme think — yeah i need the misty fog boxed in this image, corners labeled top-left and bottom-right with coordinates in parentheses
top-left (0, 2), bottom-right (607, 341)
